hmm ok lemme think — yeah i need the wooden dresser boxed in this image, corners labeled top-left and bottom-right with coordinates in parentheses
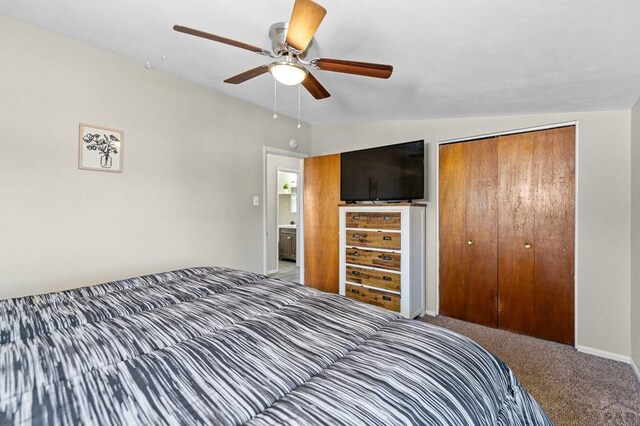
top-left (339, 204), bottom-right (426, 318)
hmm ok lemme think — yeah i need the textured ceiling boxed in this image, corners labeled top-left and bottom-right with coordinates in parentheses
top-left (1, 0), bottom-right (639, 124)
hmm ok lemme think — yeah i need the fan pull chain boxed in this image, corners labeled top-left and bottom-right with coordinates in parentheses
top-left (297, 84), bottom-right (302, 129)
top-left (273, 80), bottom-right (278, 120)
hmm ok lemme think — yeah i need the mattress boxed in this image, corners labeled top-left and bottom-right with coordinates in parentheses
top-left (0, 267), bottom-right (551, 425)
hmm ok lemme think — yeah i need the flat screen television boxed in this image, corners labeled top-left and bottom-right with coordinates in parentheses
top-left (340, 140), bottom-right (424, 202)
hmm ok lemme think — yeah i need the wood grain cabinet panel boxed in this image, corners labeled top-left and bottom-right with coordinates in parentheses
top-left (346, 212), bottom-right (401, 230)
top-left (345, 248), bottom-right (401, 271)
top-left (346, 230), bottom-right (401, 250)
top-left (345, 266), bottom-right (401, 292)
top-left (345, 283), bottom-right (401, 312)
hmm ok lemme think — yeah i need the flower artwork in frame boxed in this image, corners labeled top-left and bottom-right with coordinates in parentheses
top-left (78, 124), bottom-right (123, 173)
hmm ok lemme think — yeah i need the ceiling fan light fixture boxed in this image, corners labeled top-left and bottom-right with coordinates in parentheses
top-left (269, 62), bottom-right (308, 86)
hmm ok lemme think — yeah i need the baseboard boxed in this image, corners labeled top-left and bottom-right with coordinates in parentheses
top-left (424, 310), bottom-right (437, 317)
top-left (576, 345), bottom-right (631, 364)
top-left (266, 269), bottom-right (277, 275)
top-left (632, 358), bottom-right (640, 384)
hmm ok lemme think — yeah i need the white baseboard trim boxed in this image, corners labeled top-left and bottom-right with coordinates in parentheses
top-left (576, 345), bottom-right (631, 364)
top-left (266, 269), bottom-right (277, 275)
top-left (632, 358), bottom-right (640, 384)
top-left (424, 310), bottom-right (437, 317)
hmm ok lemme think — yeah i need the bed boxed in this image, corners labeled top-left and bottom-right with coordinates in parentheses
top-left (1, 267), bottom-right (551, 425)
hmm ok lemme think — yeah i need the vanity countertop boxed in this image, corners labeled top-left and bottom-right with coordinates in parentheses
top-left (278, 225), bottom-right (297, 229)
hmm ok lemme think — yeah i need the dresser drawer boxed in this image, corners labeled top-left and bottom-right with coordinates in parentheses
top-left (345, 266), bottom-right (400, 292)
top-left (345, 248), bottom-right (401, 271)
top-left (345, 284), bottom-right (400, 312)
top-left (346, 212), bottom-right (401, 230)
top-left (346, 230), bottom-right (401, 250)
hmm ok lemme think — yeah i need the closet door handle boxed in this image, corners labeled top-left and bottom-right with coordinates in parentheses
top-left (467, 239), bottom-right (474, 245)
top-left (524, 242), bottom-right (532, 249)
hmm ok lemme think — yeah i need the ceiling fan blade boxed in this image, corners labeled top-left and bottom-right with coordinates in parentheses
top-left (224, 65), bottom-right (270, 84)
top-left (286, 0), bottom-right (327, 52)
top-left (314, 58), bottom-right (393, 79)
top-left (173, 25), bottom-right (269, 55)
top-left (302, 72), bottom-right (330, 99)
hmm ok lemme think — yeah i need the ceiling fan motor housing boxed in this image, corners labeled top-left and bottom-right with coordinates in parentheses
top-left (268, 22), bottom-right (313, 58)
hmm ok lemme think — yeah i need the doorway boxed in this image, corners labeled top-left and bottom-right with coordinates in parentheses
top-left (274, 168), bottom-right (299, 280)
top-left (263, 147), bottom-right (307, 283)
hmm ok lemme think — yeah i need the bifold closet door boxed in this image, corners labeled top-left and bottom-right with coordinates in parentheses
top-left (497, 127), bottom-right (575, 345)
top-left (439, 138), bottom-right (498, 327)
top-left (304, 154), bottom-right (341, 293)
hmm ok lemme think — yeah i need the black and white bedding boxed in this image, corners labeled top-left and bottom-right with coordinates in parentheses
top-left (1, 267), bottom-right (551, 425)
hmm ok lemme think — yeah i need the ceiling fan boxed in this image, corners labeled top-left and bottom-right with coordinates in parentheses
top-left (173, 0), bottom-right (393, 100)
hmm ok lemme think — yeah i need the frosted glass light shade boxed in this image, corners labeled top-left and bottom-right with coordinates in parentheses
top-left (269, 62), bottom-right (308, 86)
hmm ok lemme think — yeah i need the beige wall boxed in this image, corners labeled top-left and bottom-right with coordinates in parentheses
top-left (311, 111), bottom-right (632, 358)
top-left (0, 14), bottom-right (311, 299)
top-left (631, 98), bottom-right (640, 372)
top-left (278, 194), bottom-right (297, 226)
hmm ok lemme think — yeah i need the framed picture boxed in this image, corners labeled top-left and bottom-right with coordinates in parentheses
top-left (78, 123), bottom-right (124, 173)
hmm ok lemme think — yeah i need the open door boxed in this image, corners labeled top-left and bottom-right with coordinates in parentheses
top-left (303, 154), bottom-right (342, 293)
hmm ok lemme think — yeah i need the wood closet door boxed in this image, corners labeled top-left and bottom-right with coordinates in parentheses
top-left (304, 154), bottom-right (341, 293)
top-left (439, 139), bottom-right (498, 327)
top-left (497, 127), bottom-right (575, 345)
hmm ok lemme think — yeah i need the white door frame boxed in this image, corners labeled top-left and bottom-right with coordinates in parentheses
top-left (434, 120), bottom-right (579, 346)
top-left (263, 146), bottom-right (308, 283)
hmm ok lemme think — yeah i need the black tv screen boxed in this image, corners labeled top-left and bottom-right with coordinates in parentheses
top-left (340, 140), bottom-right (424, 202)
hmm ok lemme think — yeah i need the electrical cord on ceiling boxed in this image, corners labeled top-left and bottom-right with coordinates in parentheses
top-left (297, 84), bottom-right (302, 130)
top-left (273, 79), bottom-right (278, 120)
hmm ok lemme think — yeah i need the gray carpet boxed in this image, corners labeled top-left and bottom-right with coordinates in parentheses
top-left (421, 316), bottom-right (640, 425)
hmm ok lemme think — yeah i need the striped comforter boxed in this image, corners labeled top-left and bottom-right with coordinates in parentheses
top-left (1, 267), bottom-right (551, 425)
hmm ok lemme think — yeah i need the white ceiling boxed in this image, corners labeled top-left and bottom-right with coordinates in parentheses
top-left (1, 0), bottom-right (639, 124)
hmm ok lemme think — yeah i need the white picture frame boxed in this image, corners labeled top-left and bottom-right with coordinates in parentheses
top-left (78, 123), bottom-right (124, 173)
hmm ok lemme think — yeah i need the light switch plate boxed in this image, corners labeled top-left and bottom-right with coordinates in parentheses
top-left (253, 196), bottom-right (259, 206)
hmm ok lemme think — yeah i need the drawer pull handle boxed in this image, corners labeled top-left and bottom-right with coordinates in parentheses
top-left (352, 271), bottom-right (361, 276)
top-left (353, 216), bottom-right (360, 220)
top-left (353, 234), bottom-right (361, 238)
top-left (351, 289), bottom-right (360, 294)
top-left (286, 236), bottom-right (291, 240)
top-left (383, 216), bottom-right (392, 220)
top-left (382, 296), bottom-right (392, 301)
top-left (382, 255), bottom-right (392, 261)
top-left (383, 276), bottom-right (392, 281)
top-left (383, 236), bottom-right (392, 240)
top-left (352, 252), bottom-right (360, 257)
